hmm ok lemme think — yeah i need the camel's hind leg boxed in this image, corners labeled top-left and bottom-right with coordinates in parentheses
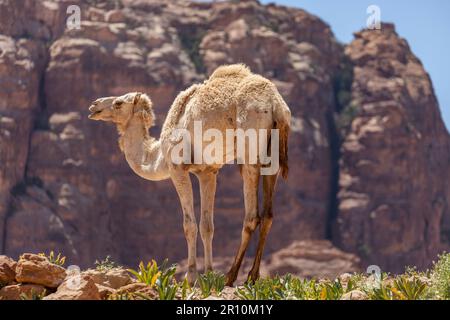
top-left (225, 164), bottom-right (260, 286)
top-left (247, 173), bottom-right (278, 282)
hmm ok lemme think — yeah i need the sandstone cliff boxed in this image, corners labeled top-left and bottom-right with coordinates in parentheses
top-left (0, 0), bottom-right (448, 275)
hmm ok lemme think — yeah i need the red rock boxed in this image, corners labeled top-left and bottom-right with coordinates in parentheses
top-left (0, 283), bottom-right (47, 300)
top-left (0, 256), bottom-right (17, 286)
top-left (43, 274), bottom-right (101, 300)
top-left (115, 282), bottom-right (158, 299)
top-left (334, 24), bottom-right (450, 272)
top-left (15, 254), bottom-right (66, 288)
top-left (82, 268), bottom-right (133, 289)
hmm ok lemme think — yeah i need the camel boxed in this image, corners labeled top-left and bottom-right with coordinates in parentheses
top-left (88, 64), bottom-right (291, 285)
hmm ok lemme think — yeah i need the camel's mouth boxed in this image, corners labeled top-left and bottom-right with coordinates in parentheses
top-left (88, 103), bottom-right (105, 120)
top-left (88, 110), bottom-right (102, 119)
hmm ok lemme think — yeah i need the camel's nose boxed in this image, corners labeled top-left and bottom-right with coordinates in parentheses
top-left (89, 103), bottom-right (100, 112)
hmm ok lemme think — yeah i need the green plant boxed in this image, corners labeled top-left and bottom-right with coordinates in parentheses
top-left (318, 279), bottom-right (345, 300)
top-left (197, 271), bottom-right (225, 298)
top-left (430, 252), bottom-right (450, 299)
top-left (179, 28), bottom-right (206, 73)
top-left (236, 275), bottom-right (303, 300)
top-left (38, 251), bottom-right (66, 266)
top-left (155, 262), bottom-right (178, 300)
top-left (95, 256), bottom-right (119, 271)
top-left (128, 259), bottom-right (179, 300)
top-left (369, 282), bottom-right (394, 300)
top-left (128, 260), bottom-right (161, 286)
top-left (181, 278), bottom-right (195, 300)
top-left (336, 102), bottom-right (360, 137)
top-left (392, 276), bottom-right (426, 300)
top-left (20, 289), bottom-right (47, 300)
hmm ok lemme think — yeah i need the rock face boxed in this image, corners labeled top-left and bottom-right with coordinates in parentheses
top-left (0, 0), bottom-right (449, 274)
top-left (333, 24), bottom-right (450, 272)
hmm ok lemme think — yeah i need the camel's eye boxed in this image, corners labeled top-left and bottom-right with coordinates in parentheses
top-left (114, 101), bottom-right (123, 109)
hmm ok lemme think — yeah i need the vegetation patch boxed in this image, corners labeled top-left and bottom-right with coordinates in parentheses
top-left (3, 252), bottom-right (450, 300)
top-left (178, 27), bottom-right (206, 73)
top-left (333, 55), bottom-right (357, 138)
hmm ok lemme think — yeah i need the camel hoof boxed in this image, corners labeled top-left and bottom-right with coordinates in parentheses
top-left (186, 270), bottom-right (198, 286)
top-left (225, 273), bottom-right (236, 287)
top-left (246, 272), bottom-right (259, 284)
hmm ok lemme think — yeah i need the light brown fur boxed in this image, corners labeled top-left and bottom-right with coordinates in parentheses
top-left (88, 64), bottom-right (291, 285)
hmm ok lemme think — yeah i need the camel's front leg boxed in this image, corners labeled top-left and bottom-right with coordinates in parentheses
top-left (170, 170), bottom-right (198, 284)
top-left (197, 170), bottom-right (217, 272)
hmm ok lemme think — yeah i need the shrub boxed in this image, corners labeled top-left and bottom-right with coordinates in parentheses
top-left (392, 276), bottom-right (427, 300)
top-left (95, 256), bottom-right (120, 271)
top-left (20, 289), bottom-right (47, 300)
top-left (128, 259), bottom-right (179, 300)
top-left (128, 260), bottom-right (161, 286)
top-left (38, 251), bottom-right (66, 266)
top-left (197, 271), bottom-right (225, 298)
top-left (430, 252), bottom-right (450, 299)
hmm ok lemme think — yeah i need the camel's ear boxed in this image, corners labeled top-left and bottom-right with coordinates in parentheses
top-left (133, 92), bottom-right (142, 105)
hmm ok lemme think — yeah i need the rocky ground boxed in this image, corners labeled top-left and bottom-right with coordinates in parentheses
top-left (1, 252), bottom-right (449, 300)
top-left (0, 0), bottom-right (449, 275)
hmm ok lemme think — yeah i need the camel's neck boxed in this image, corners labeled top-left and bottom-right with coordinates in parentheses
top-left (119, 117), bottom-right (170, 181)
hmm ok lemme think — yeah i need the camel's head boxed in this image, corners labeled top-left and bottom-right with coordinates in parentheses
top-left (88, 92), bottom-right (155, 130)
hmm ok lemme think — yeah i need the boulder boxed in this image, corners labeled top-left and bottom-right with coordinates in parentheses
top-left (116, 282), bottom-right (158, 299)
top-left (15, 253), bottom-right (66, 288)
top-left (82, 268), bottom-right (133, 289)
top-left (43, 275), bottom-right (101, 300)
top-left (0, 283), bottom-right (47, 300)
top-left (96, 284), bottom-right (116, 300)
top-left (0, 256), bottom-right (17, 286)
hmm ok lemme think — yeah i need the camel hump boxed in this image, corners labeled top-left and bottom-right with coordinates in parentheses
top-left (209, 64), bottom-right (252, 80)
top-left (161, 84), bottom-right (200, 140)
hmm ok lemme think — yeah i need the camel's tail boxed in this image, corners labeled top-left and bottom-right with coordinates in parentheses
top-left (272, 92), bottom-right (291, 180)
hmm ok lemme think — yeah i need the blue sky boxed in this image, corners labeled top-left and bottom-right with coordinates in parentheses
top-left (261, 0), bottom-right (450, 131)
